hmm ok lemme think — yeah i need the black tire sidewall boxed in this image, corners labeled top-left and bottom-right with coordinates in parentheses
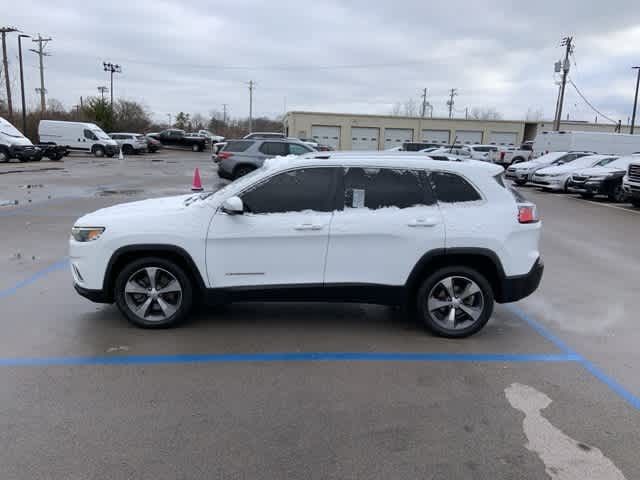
top-left (416, 266), bottom-right (494, 338)
top-left (514, 179), bottom-right (526, 186)
top-left (123, 145), bottom-right (133, 155)
top-left (114, 257), bottom-right (194, 328)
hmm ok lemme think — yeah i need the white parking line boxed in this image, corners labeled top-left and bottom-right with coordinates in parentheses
top-left (565, 196), bottom-right (640, 215)
top-left (505, 383), bottom-right (627, 480)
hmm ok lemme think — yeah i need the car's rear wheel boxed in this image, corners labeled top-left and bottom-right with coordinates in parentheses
top-left (608, 183), bottom-right (626, 203)
top-left (114, 257), bottom-right (193, 328)
top-left (122, 144), bottom-right (134, 155)
top-left (416, 266), bottom-right (494, 338)
top-left (0, 148), bottom-right (9, 163)
top-left (234, 165), bottom-right (255, 179)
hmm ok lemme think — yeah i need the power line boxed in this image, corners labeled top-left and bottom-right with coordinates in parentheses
top-left (567, 78), bottom-right (617, 124)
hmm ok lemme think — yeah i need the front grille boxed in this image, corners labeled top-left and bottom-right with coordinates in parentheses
top-left (572, 176), bottom-right (587, 182)
top-left (629, 164), bottom-right (640, 182)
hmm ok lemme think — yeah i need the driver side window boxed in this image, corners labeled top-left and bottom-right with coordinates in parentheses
top-left (240, 168), bottom-right (335, 214)
top-left (83, 129), bottom-right (98, 141)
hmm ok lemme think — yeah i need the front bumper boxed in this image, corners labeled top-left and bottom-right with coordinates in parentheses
top-left (623, 179), bottom-right (640, 199)
top-left (505, 170), bottom-right (530, 181)
top-left (10, 145), bottom-right (42, 160)
top-left (497, 257), bottom-right (544, 303)
top-left (74, 283), bottom-right (112, 303)
top-left (530, 176), bottom-right (564, 190)
top-left (105, 144), bottom-right (118, 155)
top-left (567, 179), bottom-right (605, 195)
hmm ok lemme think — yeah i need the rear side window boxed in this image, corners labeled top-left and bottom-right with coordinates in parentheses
top-left (343, 167), bottom-right (434, 210)
top-left (431, 172), bottom-right (482, 203)
top-left (223, 140), bottom-right (253, 152)
top-left (259, 142), bottom-right (288, 156)
top-left (288, 143), bottom-right (312, 155)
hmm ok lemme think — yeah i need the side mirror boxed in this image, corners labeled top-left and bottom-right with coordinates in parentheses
top-left (221, 196), bottom-right (244, 215)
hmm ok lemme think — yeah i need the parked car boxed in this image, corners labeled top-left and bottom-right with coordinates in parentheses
top-left (490, 142), bottom-right (533, 167)
top-left (403, 142), bottom-right (445, 152)
top-left (243, 132), bottom-right (286, 140)
top-left (109, 133), bottom-right (148, 154)
top-left (39, 120), bottom-right (118, 158)
top-left (148, 129), bottom-right (207, 152)
top-left (197, 129), bottom-right (225, 143)
top-left (70, 153), bottom-right (543, 337)
top-left (533, 131), bottom-right (640, 158)
top-left (505, 151), bottom-right (592, 185)
top-left (567, 155), bottom-right (638, 202)
top-left (144, 135), bottom-right (162, 153)
top-left (622, 156), bottom-right (640, 207)
top-left (530, 154), bottom-right (618, 192)
top-left (215, 138), bottom-right (315, 179)
top-left (1, 116), bottom-right (43, 162)
top-left (213, 142), bottom-right (227, 154)
top-left (430, 146), bottom-right (472, 159)
top-left (466, 145), bottom-right (499, 161)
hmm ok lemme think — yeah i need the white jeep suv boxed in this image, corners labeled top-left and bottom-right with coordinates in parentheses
top-left (70, 154), bottom-right (543, 337)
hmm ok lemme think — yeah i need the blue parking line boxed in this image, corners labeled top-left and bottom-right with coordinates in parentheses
top-left (508, 304), bottom-right (640, 411)
top-left (0, 352), bottom-right (577, 367)
top-left (0, 259), bottom-right (69, 299)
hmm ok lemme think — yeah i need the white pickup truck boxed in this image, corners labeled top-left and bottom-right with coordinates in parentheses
top-left (622, 156), bottom-right (640, 208)
top-left (489, 142), bottom-right (534, 167)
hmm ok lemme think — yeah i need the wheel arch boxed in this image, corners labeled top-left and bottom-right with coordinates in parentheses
top-left (103, 244), bottom-right (206, 303)
top-left (405, 248), bottom-right (506, 304)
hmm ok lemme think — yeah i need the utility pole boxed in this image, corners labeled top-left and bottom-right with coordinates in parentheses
top-left (465, 107), bottom-right (469, 120)
top-left (553, 36), bottom-right (573, 131)
top-left (17, 33), bottom-right (30, 134)
top-left (446, 88), bottom-right (457, 119)
top-left (97, 86), bottom-right (108, 101)
top-left (222, 103), bottom-right (228, 124)
top-left (30, 34), bottom-right (52, 113)
top-left (103, 62), bottom-right (122, 108)
top-left (630, 66), bottom-right (640, 134)
top-left (1, 27), bottom-right (18, 119)
top-left (420, 88), bottom-right (428, 117)
top-left (247, 80), bottom-right (255, 133)
top-left (167, 113), bottom-right (171, 126)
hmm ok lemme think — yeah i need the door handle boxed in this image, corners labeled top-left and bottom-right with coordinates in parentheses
top-left (295, 223), bottom-right (323, 231)
top-left (408, 218), bottom-right (439, 227)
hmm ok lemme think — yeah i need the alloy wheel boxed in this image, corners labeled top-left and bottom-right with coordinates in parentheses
top-left (124, 267), bottom-right (183, 322)
top-left (427, 276), bottom-right (485, 331)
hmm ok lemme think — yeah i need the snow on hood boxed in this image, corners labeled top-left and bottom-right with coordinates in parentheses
top-left (537, 163), bottom-right (585, 175)
top-left (74, 194), bottom-right (196, 225)
top-left (510, 153), bottom-right (566, 169)
top-left (573, 165), bottom-right (626, 177)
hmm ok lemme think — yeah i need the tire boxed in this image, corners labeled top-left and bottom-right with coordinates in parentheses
top-left (192, 144), bottom-right (201, 152)
top-left (122, 144), bottom-right (134, 155)
top-left (607, 183), bottom-right (626, 203)
top-left (106, 152), bottom-right (115, 158)
top-left (631, 199), bottom-right (640, 208)
top-left (93, 146), bottom-right (105, 157)
top-left (416, 266), bottom-right (494, 338)
top-left (0, 148), bottom-right (9, 163)
top-left (48, 152), bottom-right (62, 161)
top-left (514, 179), bottom-right (526, 186)
top-left (580, 193), bottom-right (594, 199)
top-left (234, 165), bottom-right (255, 179)
top-left (114, 257), bottom-right (193, 328)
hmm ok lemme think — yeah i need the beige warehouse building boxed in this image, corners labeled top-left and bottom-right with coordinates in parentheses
top-left (284, 111), bottom-right (631, 150)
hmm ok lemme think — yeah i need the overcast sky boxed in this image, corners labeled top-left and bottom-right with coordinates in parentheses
top-left (3, 0), bottom-right (640, 125)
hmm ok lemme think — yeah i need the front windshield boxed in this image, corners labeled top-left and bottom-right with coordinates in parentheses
top-left (564, 156), bottom-right (605, 169)
top-left (605, 157), bottom-right (634, 169)
top-left (595, 157), bottom-right (617, 167)
top-left (0, 119), bottom-right (26, 138)
top-left (91, 128), bottom-right (111, 141)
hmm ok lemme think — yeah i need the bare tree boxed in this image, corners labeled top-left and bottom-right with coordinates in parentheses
top-left (469, 107), bottom-right (503, 120)
top-left (525, 108), bottom-right (544, 121)
top-left (390, 102), bottom-right (402, 116)
top-left (403, 98), bottom-right (418, 117)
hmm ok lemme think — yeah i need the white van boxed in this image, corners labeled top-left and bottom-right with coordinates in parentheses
top-left (39, 120), bottom-right (118, 157)
top-left (0, 117), bottom-right (43, 162)
top-left (533, 131), bottom-right (640, 157)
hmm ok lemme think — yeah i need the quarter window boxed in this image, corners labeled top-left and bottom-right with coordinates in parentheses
top-left (288, 143), bottom-right (311, 155)
top-left (343, 167), bottom-right (433, 210)
top-left (431, 171), bottom-right (482, 203)
top-left (241, 168), bottom-right (335, 214)
top-left (259, 142), bottom-right (288, 156)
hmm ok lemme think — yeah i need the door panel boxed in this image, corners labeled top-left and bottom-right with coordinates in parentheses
top-left (324, 167), bottom-right (444, 286)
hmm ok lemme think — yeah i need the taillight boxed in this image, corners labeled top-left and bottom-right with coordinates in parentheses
top-left (216, 151), bottom-right (233, 161)
top-left (500, 151), bottom-right (505, 160)
top-left (518, 204), bottom-right (539, 224)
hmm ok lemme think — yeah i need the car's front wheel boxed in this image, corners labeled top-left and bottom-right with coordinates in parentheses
top-left (416, 266), bottom-right (494, 338)
top-left (608, 183), bottom-right (626, 203)
top-left (114, 257), bottom-right (193, 328)
top-left (514, 179), bottom-right (527, 186)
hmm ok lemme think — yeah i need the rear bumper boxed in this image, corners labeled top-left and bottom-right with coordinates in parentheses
top-left (74, 283), bottom-right (112, 303)
top-left (497, 257), bottom-right (544, 303)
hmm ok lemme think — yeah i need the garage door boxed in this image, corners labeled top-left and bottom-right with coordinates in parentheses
top-left (384, 128), bottom-right (413, 150)
top-left (455, 130), bottom-right (483, 144)
top-left (351, 127), bottom-right (379, 150)
top-left (311, 126), bottom-right (340, 150)
top-left (421, 129), bottom-right (450, 144)
top-left (489, 131), bottom-right (518, 146)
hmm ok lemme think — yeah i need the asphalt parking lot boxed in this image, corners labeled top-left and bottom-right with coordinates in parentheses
top-left (1, 151), bottom-right (639, 479)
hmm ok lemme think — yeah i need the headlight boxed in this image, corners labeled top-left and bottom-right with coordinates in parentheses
top-left (587, 176), bottom-right (607, 181)
top-left (71, 227), bottom-right (105, 242)
top-left (546, 173), bottom-right (562, 177)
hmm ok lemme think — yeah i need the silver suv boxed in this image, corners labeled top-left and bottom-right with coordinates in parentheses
top-left (215, 139), bottom-right (315, 179)
top-left (109, 133), bottom-right (148, 154)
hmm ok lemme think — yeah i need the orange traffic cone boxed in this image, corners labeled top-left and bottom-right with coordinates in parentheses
top-left (191, 168), bottom-right (203, 192)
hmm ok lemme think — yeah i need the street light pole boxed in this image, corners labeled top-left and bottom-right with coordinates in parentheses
top-left (17, 34), bottom-right (30, 135)
top-left (631, 66), bottom-right (640, 135)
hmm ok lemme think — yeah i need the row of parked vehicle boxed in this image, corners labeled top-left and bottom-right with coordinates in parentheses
top-left (0, 116), bottom-right (226, 162)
